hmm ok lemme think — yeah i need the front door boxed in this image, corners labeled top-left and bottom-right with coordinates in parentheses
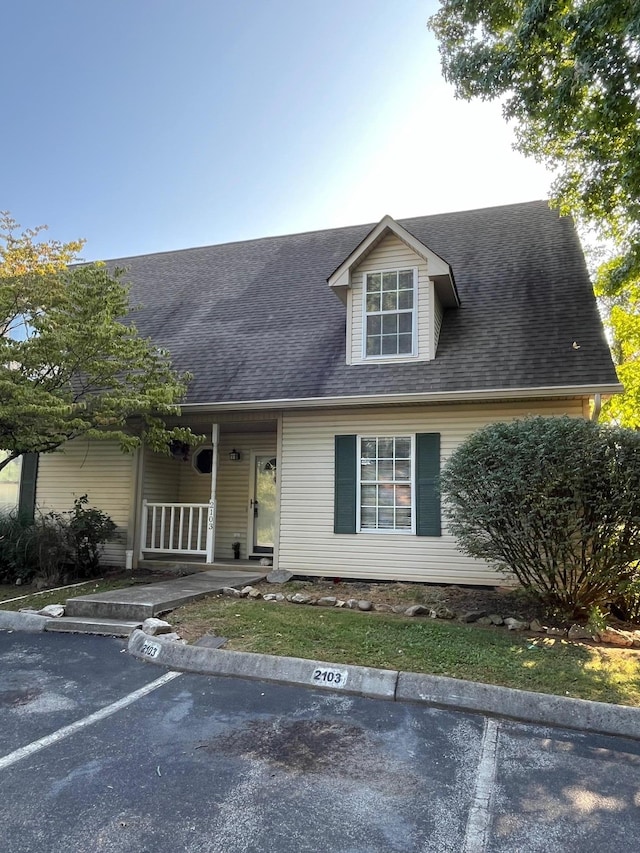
top-left (250, 454), bottom-right (277, 554)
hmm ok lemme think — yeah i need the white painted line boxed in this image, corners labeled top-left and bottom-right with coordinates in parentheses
top-left (0, 670), bottom-right (181, 771)
top-left (462, 719), bottom-right (500, 853)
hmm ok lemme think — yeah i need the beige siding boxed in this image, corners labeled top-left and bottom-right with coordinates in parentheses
top-left (36, 440), bottom-right (135, 567)
top-left (143, 448), bottom-right (181, 502)
top-left (278, 399), bottom-right (586, 585)
top-left (350, 234), bottom-right (432, 364)
top-left (433, 292), bottom-right (444, 357)
top-left (175, 431), bottom-right (277, 561)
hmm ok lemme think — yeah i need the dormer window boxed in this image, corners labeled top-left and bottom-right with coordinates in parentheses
top-left (364, 269), bottom-right (416, 358)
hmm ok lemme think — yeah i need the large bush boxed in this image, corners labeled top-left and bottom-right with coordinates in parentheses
top-left (0, 495), bottom-right (117, 585)
top-left (440, 417), bottom-right (640, 614)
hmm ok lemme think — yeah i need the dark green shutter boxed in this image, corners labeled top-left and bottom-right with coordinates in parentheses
top-left (18, 453), bottom-right (39, 520)
top-left (334, 435), bottom-right (357, 534)
top-left (416, 433), bottom-right (441, 536)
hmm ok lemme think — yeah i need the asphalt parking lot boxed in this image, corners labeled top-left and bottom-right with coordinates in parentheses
top-left (1, 631), bottom-right (639, 853)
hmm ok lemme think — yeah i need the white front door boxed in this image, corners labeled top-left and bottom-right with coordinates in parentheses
top-left (250, 454), bottom-right (277, 555)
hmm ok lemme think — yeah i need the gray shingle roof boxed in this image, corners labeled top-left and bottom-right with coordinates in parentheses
top-left (111, 200), bottom-right (619, 405)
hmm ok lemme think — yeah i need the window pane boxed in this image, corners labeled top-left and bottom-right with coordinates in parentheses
top-left (377, 460), bottom-right (394, 481)
top-left (395, 438), bottom-right (411, 458)
top-left (382, 291), bottom-right (397, 311)
top-left (360, 459), bottom-right (376, 480)
top-left (382, 272), bottom-right (397, 291)
top-left (367, 315), bottom-right (381, 335)
top-left (395, 508), bottom-right (412, 529)
top-left (399, 270), bottom-right (413, 289)
top-left (398, 333), bottom-right (412, 354)
top-left (395, 485), bottom-right (411, 506)
top-left (361, 506), bottom-right (377, 529)
top-left (366, 273), bottom-right (381, 292)
top-left (398, 289), bottom-right (413, 310)
top-left (381, 335), bottom-right (398, 355)
top-left (378, 508), bottom-right (394, 529)
top-left (366, 335), bottom-right (381, 356)
top-left (366, 293), bottom-right (381, 312)
top-left (394, 459), bottom-right (410, 480)
top-left (382, 314), bottom-right (398, 335)
top-left (378, 438), bottom-right (394, 458)
top-left (361, 439), bottom-right (377, 459)
top-left (398, 312), bottom-right (412, 333)
top-left (361, 484), bottom-right (377, 506)
top-left (378, 484), bottom-right (395, 506)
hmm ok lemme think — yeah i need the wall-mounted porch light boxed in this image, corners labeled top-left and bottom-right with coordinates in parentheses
top-left (229, 448), bottom-right (241, 461)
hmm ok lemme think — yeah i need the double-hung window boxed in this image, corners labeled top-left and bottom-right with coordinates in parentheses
top-left (364, 269), bottom-right (415, 358)
top-left (358, 436), bottom-right (413, 532)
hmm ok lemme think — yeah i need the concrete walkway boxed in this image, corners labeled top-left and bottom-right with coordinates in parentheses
top-left (64, 569), bottom-right (266, 621)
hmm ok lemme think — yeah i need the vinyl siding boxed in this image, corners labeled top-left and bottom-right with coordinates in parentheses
top-left (35, 440), bottom-right (135, 567)
top-left (278, 399), bottom-right (586, 585)
top-left (350, 234), bottom-right (432, 364)
top-left (143, 426), bottom-right (276, 560)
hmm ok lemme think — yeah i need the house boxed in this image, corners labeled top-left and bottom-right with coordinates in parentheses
top-left (26, 201), bottom-right (621, 584)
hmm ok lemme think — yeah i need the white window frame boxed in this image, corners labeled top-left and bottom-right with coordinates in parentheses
top-left (361, 267), bottom-right (418, 361)
top-left (356, 435), bottom-right (415, 534)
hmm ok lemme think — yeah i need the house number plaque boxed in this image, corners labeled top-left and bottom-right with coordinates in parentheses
top-left (311, 667), bottom-right (348, 688)
top-left (140, 640), bottom-right (161, 658)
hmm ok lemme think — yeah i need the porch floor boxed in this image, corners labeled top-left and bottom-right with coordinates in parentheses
top-left (137, 558), bottom-right (270, 574)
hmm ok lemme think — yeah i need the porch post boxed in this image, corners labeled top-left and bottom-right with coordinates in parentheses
top-left (205, 423), bottom-right (220, 563)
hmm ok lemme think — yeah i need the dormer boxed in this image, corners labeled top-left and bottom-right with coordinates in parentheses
top-left (328, 215), bottom-right (459, 365)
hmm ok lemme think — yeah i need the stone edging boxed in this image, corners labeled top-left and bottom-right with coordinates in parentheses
top-left (220, 585), bottom-right (640, 649)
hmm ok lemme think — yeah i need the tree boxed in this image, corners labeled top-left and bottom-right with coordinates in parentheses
top-left (430, 2), bottom-right (640, 422)
top-left (440, 417), bottom-right (640, 613)
top-left (0, 212), bottom-right (198, 472)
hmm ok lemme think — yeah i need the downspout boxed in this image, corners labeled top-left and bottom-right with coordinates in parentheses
top-left (590, 393), bottom-right (602, 422)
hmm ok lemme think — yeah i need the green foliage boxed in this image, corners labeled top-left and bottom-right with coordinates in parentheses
top-left (0, 213), bottom-right (202, 471)
top-left (440, 417), bottom-right (640, 613)
top-left (430, 2), bottom-right (640, 423)
top-left (0, 497), bottom-right (118, 584)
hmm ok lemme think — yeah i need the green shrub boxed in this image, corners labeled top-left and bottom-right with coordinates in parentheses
top-left (0, 496), bottom-right (117, 585)
top-left (440, 417), bottom-right (640, 614)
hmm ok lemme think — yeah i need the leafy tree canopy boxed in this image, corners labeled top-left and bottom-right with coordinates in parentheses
top-left (0, 212), bottom-right (199, 472)
top-left (430, 2), bottom-right (640, 423)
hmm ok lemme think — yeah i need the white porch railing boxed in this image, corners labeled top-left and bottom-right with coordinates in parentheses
top-left (140, 500), bottom-right (210, 557)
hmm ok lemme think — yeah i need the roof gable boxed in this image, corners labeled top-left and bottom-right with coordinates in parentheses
top-left (327, 215), bottom-right (460, 308)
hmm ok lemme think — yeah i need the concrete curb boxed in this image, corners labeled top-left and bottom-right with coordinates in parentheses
top-left (128, 629), bottom-right (397, 700)
top-left (128, 629), bottom-right (640, 741)
top-left (0, 610), bottom-right (50, 633)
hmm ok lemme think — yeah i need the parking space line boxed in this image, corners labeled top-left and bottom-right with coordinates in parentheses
top-left (462, 718), bottom-right (500, 853)
top-left (0, 670), bottom-right (181, 771)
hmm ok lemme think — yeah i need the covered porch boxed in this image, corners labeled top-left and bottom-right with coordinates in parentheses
top-left (135, 413), bottom-right (279, 568)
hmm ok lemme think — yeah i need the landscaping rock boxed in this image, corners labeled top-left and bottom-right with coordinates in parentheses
top-left (597, 627), bottom-right (634, 647)
top-left (317, 597), bottom-right (337, 607)
top-left (529, 619), bottom-right (545, 633)
top-left (240, 586), bottom-right (255, 597)
top-left (405, 605), bottom-right (428, 617)
top-left (345, 599), bottom-right (359, 609)
top-left (461, 610), bottom-right (487, 623)
top-left (266, 569), bottom-right (293, 584)
top-left (37, 604), bottom-right (65, 618)
top-left (141, 617), bottom-right (173, 636)
top-left (247, 588), bottom-right (262, 599)
top-left (159, 632), bottom-right (184, 642)
top-left (335, 600), bottom-right (346, 608)
top-left (374, 603), bottom-right (394, 612)
top-left (568, 624), bottom-right (593, 641)
top-left (547, 626), bottom-right (567, 637)
top-left (393, 604), bottom-right (408, 614)
top-left (488, 614), bottom-right (504, 626)
top-left (262, 594), bottom-right (278, 601)
top-left (357, 600), bottom-right (373, 611)
top-left (290, 593), bottom-right (312, 605)
top-left (504, 617), bottom-right (529, 631)
top-left (429, 606), bottom-right (455, 620)
top-left (221, 586), bottom-right (241, 597)
top-left (476, 616), bottom-right (493, 626)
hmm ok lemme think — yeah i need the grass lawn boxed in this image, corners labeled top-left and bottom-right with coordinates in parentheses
top-left (0, 576), bottom-right (145, 611)
top-left (171, 597), bottom-right (640, 707)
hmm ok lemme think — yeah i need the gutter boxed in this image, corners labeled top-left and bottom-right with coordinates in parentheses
top-left (179, 384), bottom-right (623, 414)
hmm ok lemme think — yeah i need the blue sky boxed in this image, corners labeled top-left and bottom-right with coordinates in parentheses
top-left (2, 1), bottom-right (552, 261)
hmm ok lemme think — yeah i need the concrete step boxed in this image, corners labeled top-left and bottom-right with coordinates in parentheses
top-left (44, 617), bottom-right (142, 637)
